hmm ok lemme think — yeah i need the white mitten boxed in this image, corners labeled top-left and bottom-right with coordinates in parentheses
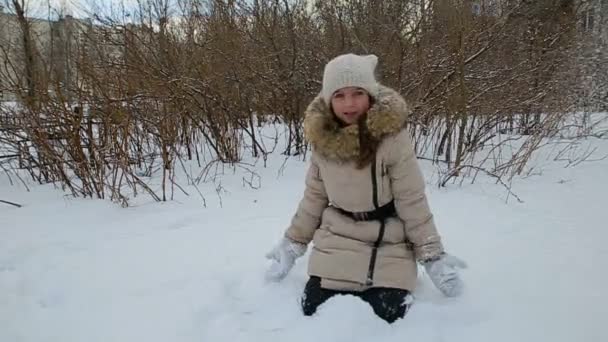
top-left (265, 237), bottom-right (307, 282)
top-left (423, 253), bottom-right (467, 297)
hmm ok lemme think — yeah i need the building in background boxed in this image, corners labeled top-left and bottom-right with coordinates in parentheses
top-left (0, 8), bottom-right (94, 102)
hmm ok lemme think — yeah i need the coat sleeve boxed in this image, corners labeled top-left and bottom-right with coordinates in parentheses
top-left (284, 152), bottom-right (329, 245)
top-left (386, 129), bottom-right (444, 261)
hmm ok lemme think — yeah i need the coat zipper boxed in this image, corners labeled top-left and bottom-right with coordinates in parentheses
top-left (365, 154), bottom-right (386, 286)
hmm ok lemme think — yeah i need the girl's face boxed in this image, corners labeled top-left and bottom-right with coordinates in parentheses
top-left (330, 87), bottom-right (371, 125)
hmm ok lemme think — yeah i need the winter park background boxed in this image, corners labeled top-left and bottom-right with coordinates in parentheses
top-left (1, 1), bottom-right (608, 342)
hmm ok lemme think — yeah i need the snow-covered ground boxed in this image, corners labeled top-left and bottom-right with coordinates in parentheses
top-left (1, 131), bottom-right (607, 342)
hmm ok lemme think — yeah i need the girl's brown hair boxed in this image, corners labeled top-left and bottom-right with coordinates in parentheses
top-left (356, 112), bottom-right (380, 169)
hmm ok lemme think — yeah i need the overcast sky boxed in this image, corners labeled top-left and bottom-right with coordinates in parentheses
top-left (4, 0), bottom-right (304, 21)
top-left (4, 0), bottom-right (142, 19)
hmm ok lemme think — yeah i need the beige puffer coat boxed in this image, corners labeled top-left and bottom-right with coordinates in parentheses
top-left (285, 85), bottom-right (444, 292)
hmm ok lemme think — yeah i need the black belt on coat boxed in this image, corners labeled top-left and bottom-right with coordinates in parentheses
top-left (333, 200), bottom-right (396, 222)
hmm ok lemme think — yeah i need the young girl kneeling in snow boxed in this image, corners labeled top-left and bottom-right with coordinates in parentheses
top-left (265, 53), bottom-right (466, 323)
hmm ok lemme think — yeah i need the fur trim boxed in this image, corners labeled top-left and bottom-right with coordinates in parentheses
top-left (303, 85), bottom-right (410, 162)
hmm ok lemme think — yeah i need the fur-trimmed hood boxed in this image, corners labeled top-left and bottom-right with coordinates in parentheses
top-left (303, 84), bottom-right (411, 162)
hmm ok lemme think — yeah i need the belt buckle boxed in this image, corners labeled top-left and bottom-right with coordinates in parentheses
top-left (353, 212), bottom-right (368, 221)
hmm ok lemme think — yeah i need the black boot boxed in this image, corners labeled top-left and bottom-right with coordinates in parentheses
top-left (358, 287), bottom-right (412, 323)
top-left (301, 276), bottom-right (342, 316)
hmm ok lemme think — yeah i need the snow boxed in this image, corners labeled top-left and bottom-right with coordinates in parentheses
top-left (1, 132), bottom-right (608, 342)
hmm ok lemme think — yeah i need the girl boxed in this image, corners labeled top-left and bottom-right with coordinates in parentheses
top-left (265, 53), bottom-right (466, 323)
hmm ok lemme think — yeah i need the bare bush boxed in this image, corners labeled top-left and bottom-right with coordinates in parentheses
top-left (0, 0), bottom-right (603, 206)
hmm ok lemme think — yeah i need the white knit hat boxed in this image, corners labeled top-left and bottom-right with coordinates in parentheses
top-left (321, 53), bottom-right (379, 104)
